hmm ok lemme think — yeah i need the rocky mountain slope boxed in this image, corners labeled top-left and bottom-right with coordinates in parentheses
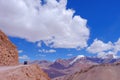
top-left (33, 54), bottom-right (120, 79)
top-left (32, 56), bottom-right (95, 78)
top-left (57, 63), bottom-right (120, 80)
top-left (0, 30), bottom-right (18, 66)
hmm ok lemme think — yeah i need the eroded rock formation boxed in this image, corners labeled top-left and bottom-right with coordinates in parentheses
top-left (0, 30), bottom-right (18, 66)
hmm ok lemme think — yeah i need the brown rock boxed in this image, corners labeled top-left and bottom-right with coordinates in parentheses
top-left (0, 30), bottom-right (18, 66)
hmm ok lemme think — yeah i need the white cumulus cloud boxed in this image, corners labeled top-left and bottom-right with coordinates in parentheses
top-left (87, 39), bottom-right (113, 53)
top-left (19, 55), bottom-right (30, 60)
top-left (38, 49), bottom-right (56, 53)
top-left (0, 0), bottom-right (89, 49)
top-left (87, 38), bottom-right (120, 58)
top-left (114, 38), bottom-right (120, 53)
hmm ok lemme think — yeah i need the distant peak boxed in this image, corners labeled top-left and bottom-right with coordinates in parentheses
top-left (77, 55), bottom-right (85, 58)
top-left (98, 54), bottom-right (119, 59)
top-left (69, 55), bottom-right (85, 65)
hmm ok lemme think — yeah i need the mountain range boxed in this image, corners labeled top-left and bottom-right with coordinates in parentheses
top-left (31, 54), bottom-right (120, 79)
top-left (53, 62), bottom-right (120, 80)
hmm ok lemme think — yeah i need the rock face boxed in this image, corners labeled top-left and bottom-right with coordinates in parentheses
top-left (0, 64), bottom-right (51, 80)
top-left (0, 30), bottom-right (18, 66)
top-left (59, 63), bottom-right (120, 80)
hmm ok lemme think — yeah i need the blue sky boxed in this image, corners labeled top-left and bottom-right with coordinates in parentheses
top-left (68, 0), bottom-right (120, 42)
top-left (0, 0), bottom-right (120, 61)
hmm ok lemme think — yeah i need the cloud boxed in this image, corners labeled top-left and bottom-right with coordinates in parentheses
top-left (87, 39), bottom-right (113, 53)
top-left (67, 53), bottom-right (73, 56)
top-left (87, 38), bottom-right (120, 58)
top-left (114, 38), bottom-right (120, 53)
top-left (37, 41), bottom-right (42, 47)
top-left (36, 54), bottom-right (46, 57)
top-left (0, 0), bottom-right (89, 49)
top-left (19, 55), bottom-right (30, 60)
top-left (97, 51), bottom-right (118, 59)
top-left (18, 50), bottom-right (23, 53)
top-left (38, 49), bottom-right (56, 53)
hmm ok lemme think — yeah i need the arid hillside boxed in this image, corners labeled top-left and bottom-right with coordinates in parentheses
top-left (55, 63), bottom-right (120, 80)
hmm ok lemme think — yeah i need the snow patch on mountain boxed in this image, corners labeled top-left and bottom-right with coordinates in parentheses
top-left (69, 55), bottom-right (85, 65)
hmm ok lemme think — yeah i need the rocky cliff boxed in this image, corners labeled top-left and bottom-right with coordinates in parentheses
top-left (0, 30), bottom-right (18, 66)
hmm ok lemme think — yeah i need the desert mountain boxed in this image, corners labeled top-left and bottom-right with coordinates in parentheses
top-left (33, 54), bottom-right (119, 79)
top-left (56, 63), bottom-right (120, 80)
